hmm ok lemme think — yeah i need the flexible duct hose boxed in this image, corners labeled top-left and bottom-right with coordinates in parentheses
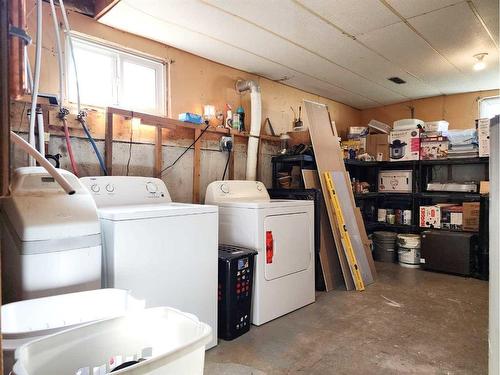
top-left (28, 0), bottom-right (42, 166)
top-left (236, 80), bottom-right (262, 181)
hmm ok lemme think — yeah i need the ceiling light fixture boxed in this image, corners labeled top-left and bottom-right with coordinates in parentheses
top-left (473, 53), bottom-right (488, 71)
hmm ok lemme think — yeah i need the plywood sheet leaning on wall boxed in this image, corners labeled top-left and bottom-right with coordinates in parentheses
top-left (330, 171), bottom-right (374, 285)
top-left (302, 169), bottom-right (351, 291)
top-left (304, 100), bottom-right (374, 287)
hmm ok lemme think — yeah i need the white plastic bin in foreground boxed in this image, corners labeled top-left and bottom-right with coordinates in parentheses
top-left (13, 307), bottom-right (212, 375)
top-left (2, 289), bottom-right (145, 375)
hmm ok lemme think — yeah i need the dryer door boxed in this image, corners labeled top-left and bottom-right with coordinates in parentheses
top-left (263, 212), bottom-right (311, 281)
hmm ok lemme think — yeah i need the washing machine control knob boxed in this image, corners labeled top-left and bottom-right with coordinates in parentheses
top-left (105, 184), bottom-right (115, 192)
top-left (146, 181), bottom-right (158, 193)
top-left (220, 183), bottom-right (229, 194)
top-left (90, 184), bottom-right (100, 193)
top-left (256, 183), bottom-right (263, 191)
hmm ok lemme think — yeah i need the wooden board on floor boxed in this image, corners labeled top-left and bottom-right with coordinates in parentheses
top-left (302, 169), bottom-right (353, 291)
top-left (304, 100), bottom-right (373, 288)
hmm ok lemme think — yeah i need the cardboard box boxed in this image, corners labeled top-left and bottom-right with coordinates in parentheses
top-left (389, 129), bottom-right (420, 161)
top-left (424, 121), bottom-right (449, 133)
top-left (420, 136), bottom-right (449, 160)
top-left (480, 181), bottom-right (489, 194)
top-left (419, 204), bottom-right (455, 228)
top-left (348, 126), bottom-right (368, 137)
top-left (462, 202), bottom-right (480, 232)
top-left (441, 205), bottom-right (463, 230)
top-left (366, 134), bottom-right (389, 161)
top-left (477, 118), bottom-right (490, 157)
top-left (378, 170), bottom-right (412, 193)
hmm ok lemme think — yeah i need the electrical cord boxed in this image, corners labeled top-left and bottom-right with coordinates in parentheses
top-left (222, 150), bottom-right (231, 180)
top-left (126, 124), bottom-right (134, 176)
top-left (160, 125), bottom-right (210, 175)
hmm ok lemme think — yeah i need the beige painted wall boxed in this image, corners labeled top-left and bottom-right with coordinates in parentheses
top-left (26, 0), bottom-right (361, 137)
top-left (16, 1), bottom-right (362, 202)
top-left (361, 90), bottom-right (499, 130)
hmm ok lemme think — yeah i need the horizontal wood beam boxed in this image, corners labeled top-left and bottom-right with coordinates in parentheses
top-left (94, 0), bottom-right (120, 19)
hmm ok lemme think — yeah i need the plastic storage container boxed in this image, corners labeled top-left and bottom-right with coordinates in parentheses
top-left (12, 307), bottom-right (212, 375)
top-left (2, 289), bottom-right (145, 375)
top-left (218, 244), bottom-right (257, 340)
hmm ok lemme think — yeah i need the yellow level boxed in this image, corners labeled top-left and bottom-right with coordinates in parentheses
top-left (323, 171), bottom-right (365, 291)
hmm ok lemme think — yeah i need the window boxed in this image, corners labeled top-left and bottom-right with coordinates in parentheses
top-left (67, 35), bottom-right (166, 115)
top-left (479, 96), bottom-right (500, 119)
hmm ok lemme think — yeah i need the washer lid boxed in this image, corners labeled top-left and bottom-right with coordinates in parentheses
top-left (98, 203), bottom-right (218, 220)
top-left (213, 199), bottom-right (313, 209)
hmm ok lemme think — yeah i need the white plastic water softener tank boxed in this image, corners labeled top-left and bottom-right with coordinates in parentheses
top-left (0, 167), bottom-right (102, 303)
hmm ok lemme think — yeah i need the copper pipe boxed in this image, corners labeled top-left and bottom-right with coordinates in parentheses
top-left (1, 0), bottom-right (11, 198)
top-left (9, 0), bottom-right (26, 100)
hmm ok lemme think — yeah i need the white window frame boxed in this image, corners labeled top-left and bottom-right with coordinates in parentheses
top-left (479, 95), bottom-right (500, 119)
top-left (66, 34), bottom-right (167, 116)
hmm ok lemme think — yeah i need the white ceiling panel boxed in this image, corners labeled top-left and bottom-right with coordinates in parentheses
top-left (285, 74), bottom-right (381, 109)
top-left (113, 0), bottom-right (407, 104)
top-left (99, 0), bottom-right (500, 109)
top-left (358, 21), bottom-right (477, 93)
top-left (408, 2), bottom-right (499, 85)
top-left (204, 0), bottom-right (441, 98)
top-left (295, 0), bottom-right (400, 36)
top-left (385, 0), bottom-right (463, 18)
top-left (472, 0), bottom-right (500, 45)
top-left (99, 2), bottom-right (296, 82)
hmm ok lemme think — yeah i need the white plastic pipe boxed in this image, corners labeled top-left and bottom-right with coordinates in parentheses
top-left (236, 80), bottom-right (262, 181)
top-left (59, 0), bottom-right (80, 113)
top-left (28, 0), bottom-right (42, 166)
top-left (49, 0), bottom-right (64, 107)
top-left (10, 131), bottom-right (75, 195)
top-left (36, 106), bottom-right (45, 157)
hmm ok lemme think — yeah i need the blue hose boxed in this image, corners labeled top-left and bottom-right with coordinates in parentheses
top-left (78, 115), bottom-right (108, 175)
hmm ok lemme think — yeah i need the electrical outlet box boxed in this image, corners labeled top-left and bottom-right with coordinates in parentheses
top-left (220, 136), bottom-right (233, 151)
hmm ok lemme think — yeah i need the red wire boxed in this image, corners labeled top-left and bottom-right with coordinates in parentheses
top-left (62, 118), bottom-right (79, 176)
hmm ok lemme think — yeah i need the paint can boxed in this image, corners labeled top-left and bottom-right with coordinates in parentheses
top-left (372, 231), bottom-right (398, 262)
top-left (397, 234), bottom-right (421, 268)
top-left (403, 210), bottom-right (412, 225)
top-left (377, 208), bottom-right (387, 222)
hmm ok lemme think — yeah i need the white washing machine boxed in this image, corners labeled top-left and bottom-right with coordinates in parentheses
top-left (0, 167), bottom-right (101, 303)
top-left (205, 180), bottom-right (315, 326)
top-left (80, 176), bottom-right (219, 349)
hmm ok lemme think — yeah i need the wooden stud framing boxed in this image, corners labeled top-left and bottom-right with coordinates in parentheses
top-left (104, 107), bottom-right (280, 201)
top-left (192, 128), bottom-right (202, 203)
top-left (154, 127), bottom-right (163, 178)
top-left (105, 111), bottom-right (114, 176)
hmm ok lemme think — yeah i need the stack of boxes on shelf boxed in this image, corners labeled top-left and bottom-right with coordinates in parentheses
top-left (341, 126), bottom-right (368, 159)
top-left (419, 202), bottom-right (480, 232)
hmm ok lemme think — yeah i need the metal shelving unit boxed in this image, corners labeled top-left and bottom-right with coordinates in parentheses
top-left (345, 158), bottom-right (489, 234)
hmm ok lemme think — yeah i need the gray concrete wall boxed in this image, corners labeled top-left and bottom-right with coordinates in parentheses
top-left (12, 133), bottom-right (279, 203)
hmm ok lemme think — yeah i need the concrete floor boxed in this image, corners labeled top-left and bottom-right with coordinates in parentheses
top-left (206, 262), bottom-right (488, 375)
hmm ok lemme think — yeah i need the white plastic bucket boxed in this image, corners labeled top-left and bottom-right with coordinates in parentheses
top-left (397, 234), bottom-right (421, 268)
top-left (12, 307), bottom-right (212, 375)
top-left (2, 289), bottom-right (145, 375)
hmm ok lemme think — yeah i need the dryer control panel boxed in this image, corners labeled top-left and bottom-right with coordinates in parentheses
top-left (205, 180), bottom-right (270, 204)
top-left (80, 176), bottom-right (171, 207)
